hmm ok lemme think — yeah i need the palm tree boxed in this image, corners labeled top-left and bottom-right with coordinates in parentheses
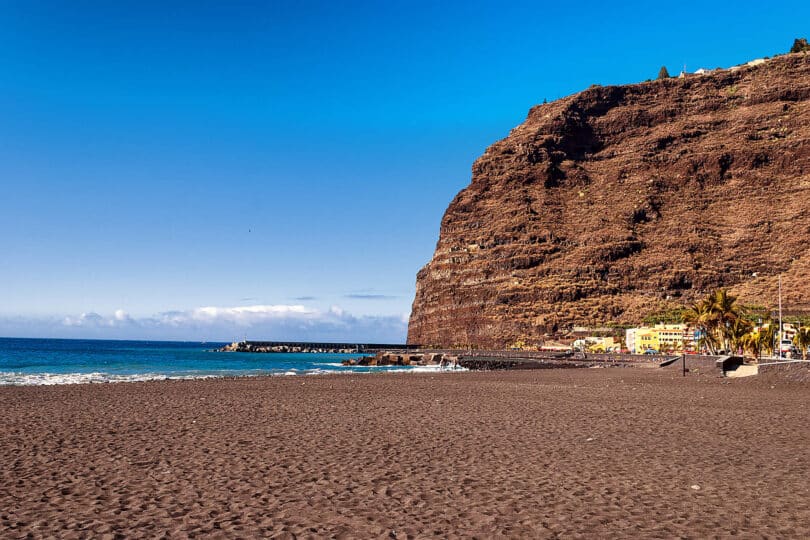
top-left (726, 317), bottom-right (754, 354)
top-left (759, 321), bottom-right (777, 358)
top-left (708, 289), bottom-right (745, 352)
top-left (659, 338), bottom-right (683, 354)
top-left (741, 331), bottom-right (762, 359)
top-left (683, 297), bottom-right (715, 353)
top-left (793, 328), bottom-right (810, 361)
top-left (683, 289), bottom-right (744, 354)
top-left (740, 317), bottom-right (781, 361)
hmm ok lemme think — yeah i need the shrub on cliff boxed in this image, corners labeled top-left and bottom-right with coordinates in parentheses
top-left (642, 306), bottom-right (686, 325)
top-left (657, 66), bottom-right (670, 79)
top-left (791, 38), bottom-right (810, 53)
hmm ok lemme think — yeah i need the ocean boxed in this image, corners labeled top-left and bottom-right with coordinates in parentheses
top-left (0, 338), bottom-right (441, 385)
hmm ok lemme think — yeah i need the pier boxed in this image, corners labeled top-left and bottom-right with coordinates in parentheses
top-left (219, 341), bottom-right (420, 353)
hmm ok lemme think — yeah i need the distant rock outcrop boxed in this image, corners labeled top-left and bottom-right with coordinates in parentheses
top-left (408, 53), bottom-right (810, 348)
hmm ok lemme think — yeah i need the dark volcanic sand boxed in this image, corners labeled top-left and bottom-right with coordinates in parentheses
top-left (2, 369), bottom-right (809, 538)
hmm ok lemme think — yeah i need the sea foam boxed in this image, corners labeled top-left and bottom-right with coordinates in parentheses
top-left (0, 371), bottom-right (186, 386)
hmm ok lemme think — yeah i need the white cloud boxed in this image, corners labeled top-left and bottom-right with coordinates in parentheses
top-left (63, 312), bottom-right (105, 327)
top-left (4, 304), bottom-right (409, 343)
top-left (188, 304), bottom-right (315, 323)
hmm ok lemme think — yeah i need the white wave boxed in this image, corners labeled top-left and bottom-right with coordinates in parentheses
top-left (0, 362), bottom-right (469, 386)
top-left (0, 371), bottom-right (188, 386)
top-left (0, 369), bottom-right (327, 385)
top-left (390, 364), bottom-right (468, 373)
top-left (351, 364), bottom-right (468, 374)
top-left (382, 365), bottom-right (469, 373)
top-left (410, 365), bottom-right (447, 372)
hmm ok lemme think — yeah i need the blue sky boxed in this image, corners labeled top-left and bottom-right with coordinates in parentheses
top-left (1, 1), bottom-right (807, 341)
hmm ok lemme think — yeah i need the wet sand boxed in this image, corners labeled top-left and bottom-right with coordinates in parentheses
top-left (2, 368), bottom-right (810, 538)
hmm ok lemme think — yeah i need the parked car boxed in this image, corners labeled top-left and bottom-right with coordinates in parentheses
top-left (779, 340), bottom-right (799, 357)
top-left (643, 349), bottom-right (659, 355)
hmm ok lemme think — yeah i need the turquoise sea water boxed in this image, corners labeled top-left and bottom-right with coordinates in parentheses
top-left (0, 338), bottom-right (436, 385)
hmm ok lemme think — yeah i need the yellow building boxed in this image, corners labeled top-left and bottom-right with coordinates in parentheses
top-left (626, 323), bottom-right (687, 353)
top-left (588, 336), bottom-right (619, 353)
top-left (572, 336), bottom-right (620, 353)
top-left (635, 329), bottom-right (660, 352)
top-left (655, 324), bottom-right (687, 351)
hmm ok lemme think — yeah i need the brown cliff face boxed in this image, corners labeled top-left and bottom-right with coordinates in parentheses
top-left (408, 53), bottom-right (810, 348)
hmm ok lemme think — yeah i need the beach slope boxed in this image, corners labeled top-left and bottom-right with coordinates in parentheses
top-left (2, 369), bottom-right (809, 537)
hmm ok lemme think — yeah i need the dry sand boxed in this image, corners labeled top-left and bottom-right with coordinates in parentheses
top-left (2, 368), bottom-right (810, 538)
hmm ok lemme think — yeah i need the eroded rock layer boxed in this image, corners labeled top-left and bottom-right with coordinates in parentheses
top-left (408, 53), bottom-right (810, 348)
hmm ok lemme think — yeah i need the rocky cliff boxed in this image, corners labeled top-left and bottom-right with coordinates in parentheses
top-left (408, 53), bottom-right (810, 348)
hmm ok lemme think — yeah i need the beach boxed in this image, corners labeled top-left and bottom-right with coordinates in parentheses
top-left (2, 368), bottom-right (810, 538)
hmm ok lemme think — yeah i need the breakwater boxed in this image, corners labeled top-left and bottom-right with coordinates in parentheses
top-left (220, 342), bottom-right (682, 371)
top-left (342, 350), bottom-right (676, 370)
top-left (219, 341), bottom-right (419, 354)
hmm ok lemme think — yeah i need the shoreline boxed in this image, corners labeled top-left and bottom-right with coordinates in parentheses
top-left (0, 362), bottom-right (468, 387)
top-left (4, 354), bottom-right (807, 387)
top-left (3, 369), bottom-right (810, 537)
top-left (0, 348), bottom-right (672, 387)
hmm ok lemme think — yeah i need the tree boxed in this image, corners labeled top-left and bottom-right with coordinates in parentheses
top-left (709, 289), bottom-right (746, 352)
top-left (683, 289), bottom-right (745, 353)
top-left (683, 297), bottom-right (714, 353)
top-left (726, 317), bottom-right (754, 354)
top-left (793, 328), bottom-right (810, 360)
top-left (658, 66), bottom-right (670, 79)
top-left (762, 322), bottom-right (777, 357)
top-left (741, 330), bottom-right (764, 360)
top-left (665, 339), bottom-right (684, 354)
top-left (790, 38), bottom-right (810, 54)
